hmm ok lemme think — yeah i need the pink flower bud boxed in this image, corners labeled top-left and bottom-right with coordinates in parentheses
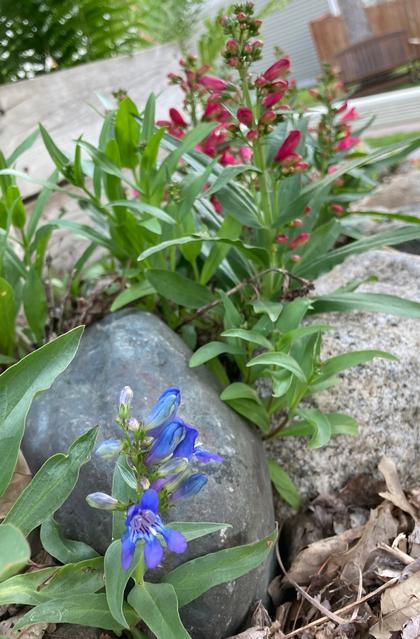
top-left (291, 254), bottom-right (301, 262)
top-left (262, 92), bottom-right (285, 108)
top-left (327, 165), bottom-right (337, 174)
top-left (253, 39), bottom-right (264, 49)
top-left (290, 218), bottom-right (303, 228)
top-left (200, 75), bottom-right (229, 92)
top-left (304, 206), bottom-right (312, 215)
top-left (308, 88), bottom-right (319, 98)
top-left (237, 11), bottom-right (247, 22)
top-left (335, 135), bottom-right (360, 151)
top-left (255, 76), bottom-right (267, 88)
top-left (247, 129), bottom-right (258, 140)
top-left (226, 39), bottom-right (238, 52)
top-left (237, 106), bottom-right (253, 127)
top-left (289, 232), bottom-right (310, 249)
top-left (210, 194), bottom-right (223, 214)
top-left (169, 108), bottom-right (187, 127)
top-left (336, 101), bottom-right (348, 114)
top-left (220, 149), bottom-right (238, 166)
top-left (263, 58), bottom-right (290, 82)
top-left (331, 203), bottom-right (344, 215)
top-left (274, 130), bottom-right (302, 162)
top-left (239, 146), bottom-right (253, 162)
top-left (243, 44), bottom-right (253, 54)
top-left (275, 234), bottom-right (289, 244)
top-left (227, 57), bottom-right (239, 67)
top-left (260, 111), bottom-right (276, 125)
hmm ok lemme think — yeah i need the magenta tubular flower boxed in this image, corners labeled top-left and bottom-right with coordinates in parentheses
top-left (340, 107), bottom-right (359, 122)
top-left (331, 203), bottom-right (345, 214)
top-left (210, 194), bottom-right (223, 214)
top-left (262, 58), bottom-right (290, 82)
top-left (200, 75), bottom-right (229, 92)
top-left (289, 232), bottom-right (310, 250)
top-left (335, 135), bottom-right (360, 151)
top-left (239, 146), bottom-right (253, 162)
top-left (121, 489), bottom-right (187, 570)
top-left (237, 106), bottom-right (253, 128)
top-left (336, 101), bottom-right (348, 114)
top-left (169, 108), bottom-right (187, 127)
top-left (274, 130), bottom-right (302, 162)
top-left (262, 92), bottom-right (286, 109)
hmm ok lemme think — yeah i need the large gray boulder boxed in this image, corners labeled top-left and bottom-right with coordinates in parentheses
top-left (23, 311), bottom-right (275, 639)
top-left (267, 249), bottom-right (420, 507)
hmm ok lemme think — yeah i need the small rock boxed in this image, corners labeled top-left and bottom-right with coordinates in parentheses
top-left (23, 311), bottom-right (275, 639)
top-left (267, 250), bottom-right (420, 508)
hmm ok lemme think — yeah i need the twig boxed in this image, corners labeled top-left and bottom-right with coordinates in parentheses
top-left (177, 268), bottom-right (313, 329)
top-left (263, 413), bottom-right (289, 440)
top-left (378, 542), bottom-right (414, 566)
top-left (351, 565), bottom-right (364, 621)
top-left (280, 577), bottom-right (399, 638)
top-left (275, 545), bottom-right (348, 625)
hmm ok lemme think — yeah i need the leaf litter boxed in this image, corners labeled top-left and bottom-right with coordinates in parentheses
top-left (229, 457), bottom-right (420, 639)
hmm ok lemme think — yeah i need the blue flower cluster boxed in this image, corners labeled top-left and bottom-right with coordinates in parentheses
top-left (86, 386), bottom-right (223, 571)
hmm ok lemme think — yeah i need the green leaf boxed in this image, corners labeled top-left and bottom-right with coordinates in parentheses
top-left (39, 124), bottom-right (70, 174)
top-left (250, 299), bottom-right (283, 322)
top-left (7, 130), bottom-right (39, 166)
top-left (311, 292), bottom-right (420, 318)
top-left (295, 408), bottom-right (332, 448)
top-left (221, 329), bottom-right (273, 350)
top-left (115, 97), bottom-right (140, 168)
top-left (112, 455), bottom-right (137, 539)
top-left (318, 349), bottom-right (397, 382)
top-left (0, 524), bottom-right (30, 582)
top-left (22, 267), bottom-right (47, 342)
top-left (0, 277), bottom-right (16, 356)
top-left (189, 341), bottom-right (244, 367)
top-left (0, 326), bottom-right (84, 497)
top-left (220, 382), bottom-right (262, 404)
top-left (110, 281), bottom-right (155, 312)
top-left (109, 200), bottom-right (175, 225)
top-left (205, 164), bottom-right (258, 196)
top-left (14, 594), bottom-right (133, 633)
top-left (140, 93), bottom-right (156, 144)
top-left (4, 428), bottom-right (97, 536)
top-left (146, 269), bottom-right (214, 309)
top-left (246, 352), bottom-right (306, 382)
top-left (326, 413), bottom-right (358, 436)
top-left (0, 558), bottom-right (104, 606)
top-left (296, 226), bottom-right (420, 279)
top-left (223, 398), bottom-right (270, 432)
top-left (267, 460), bottom-right (300, 509)
top-left (170, 522), bottom-right (231, 542)
top-left (40, 517), bottom-right (99, 564)
top-left (105, 539), bottom-right (142, 629)
top-left (163, 528), bottom-right (278, 608)
top-left (128, 582), bottom-right (191, 639)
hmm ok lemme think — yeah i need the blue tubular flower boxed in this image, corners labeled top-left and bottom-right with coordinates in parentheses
top-left (145, 418), bottom-right (185, 465)
top-left (170, 473), bottom-right (208, 502)
top-left (96, 439), bottom-right (122, 459)
top-left (173, 425), bottom-right (223, 464)
top-left (121, 489), bottom-right (187, 570)
top-left (143, 387), bottom-right (181, 431)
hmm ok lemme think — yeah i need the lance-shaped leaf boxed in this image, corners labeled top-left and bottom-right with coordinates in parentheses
top-left (163, 528), bottom-right (278, 607)
top-left (0, 523), bottom-right (30, 582)
top-left (4, 428), bottom-right (97, 536)
top-left (128, 582), bottom-right (191, 639)
top-left (246, 352), bottom-right (306, 382)
top-left (40, 517), bottom-right (99, 564)
top-left (0, 326), bottom-right (84, 498)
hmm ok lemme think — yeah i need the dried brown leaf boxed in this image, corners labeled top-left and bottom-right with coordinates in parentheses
top-left (225, 629), bottom-right (270, 639)
top-left (329, 502), bottom-right (399, 585)
top-left (378, 457), bottom-right (419, 522)
top-left (0, 615), bottom-right (51, 639)
top-left (284, 527), bottom-right (363, 586)
top-left (370, 572), bottom-right (420, 639)
top-left (0, 452), bottom-right (32, 520)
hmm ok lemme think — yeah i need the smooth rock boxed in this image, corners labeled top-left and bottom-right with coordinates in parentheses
top-left (266, 250), bottom-right (420, 511)
top-left (23, 310), bottom-right (275, 639)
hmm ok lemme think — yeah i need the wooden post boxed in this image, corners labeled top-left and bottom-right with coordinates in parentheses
top-left (337, 0), bottom-right (372, 44)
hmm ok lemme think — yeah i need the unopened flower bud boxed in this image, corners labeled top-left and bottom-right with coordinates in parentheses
top-left (275, 234), bottom-right (289, 244)
top-left (127, 417), bottom-right (140, 432)
top-left (119, 386), bottom-right (133, 408)
top-left (157, 457), bottom-right (189, 478)
top-left (144, 387), bottom-right (181, 431)
top-left (291, 255), bottom-right (301, 262)
top-left (170, 473), bottom-right (208, 502)
top-left (96, 439), bottom-right (122, 459)
top-left (139, 477), bottom-right (150, 490)
top-left (227, 57), bottom-right (239, 67)
top-left (290, 218), bottom-right (303, 227)
top-left (86, 492), bottom-right (118, 511)
top-left (226, 39), bottom-right (238, 52)
top-left (253, 39), bottom-right (263, 49)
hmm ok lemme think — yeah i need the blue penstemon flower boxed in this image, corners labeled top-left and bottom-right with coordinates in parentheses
top-left (86, 385), bottom-right (223, 571)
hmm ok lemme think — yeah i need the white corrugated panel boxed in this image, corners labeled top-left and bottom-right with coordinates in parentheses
top-left (251, 0), bottom-right (330, 86)
top-left (308, 86), bottom-right (420, 133)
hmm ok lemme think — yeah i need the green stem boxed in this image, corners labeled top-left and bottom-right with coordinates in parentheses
top-left (134, 550), bottom-right (145, 585)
